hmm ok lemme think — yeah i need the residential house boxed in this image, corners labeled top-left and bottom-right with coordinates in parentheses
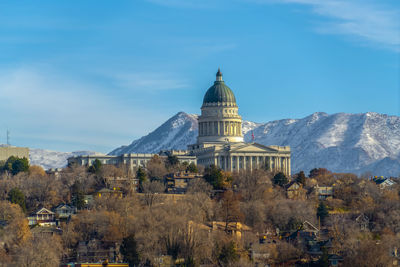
top-left (95, 188), bottom-right (123, 198)
top-left (355, 213), bottom-right (370, 231)
top-left (27, 207), bottom-right (56, 226)
top-left (166, 171), bottom-right (203, 194)
top-left (188, 220), bottom-right (251, 241)
top-left (54, 204), bottom-right (76, 220)
top-left (84, 195), bottom-right (94, 206)
top-left (314, 185), bottom-right (333, 200)
top-left (76, 239), bottom-right (122, 263)
top-left (287, 221), bottom-right (321, 256)
top-left (328, 254), bottom-right (343, 266)
top-left (105, 176), bottom-right (139, 192)
top-left (373, 177), bottom-right (396, 190)
top-left (208, 221), bottom-right (251, 240)
top-left (285, 181), bottom-right (306, 199)
top-left (30, 225), bottom-right (62, 237)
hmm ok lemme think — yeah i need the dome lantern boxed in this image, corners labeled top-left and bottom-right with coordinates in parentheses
top-left (216, 68), bottom-right (223, 81)
top-left (202, 68), bottom-right (237, 106)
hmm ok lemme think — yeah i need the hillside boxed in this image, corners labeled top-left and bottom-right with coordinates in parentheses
top-left (110, 111), bottom-right (400, 176)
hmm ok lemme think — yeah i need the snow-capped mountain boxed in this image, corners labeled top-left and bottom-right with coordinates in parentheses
top-left (110, 111), bottom-right (400, 177)
top-left (109, 112), bottom-right (260, 155)
top-left (109, 112), bottom-right (200, 154)
top-left (29, 149), bottom-right (101, 170)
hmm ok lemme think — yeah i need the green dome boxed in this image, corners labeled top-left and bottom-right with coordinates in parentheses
top-left (203, 69), bottom-right (237, 105)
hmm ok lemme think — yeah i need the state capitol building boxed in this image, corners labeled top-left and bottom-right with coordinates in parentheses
top-left (69, 69), bottom-right (291, 176)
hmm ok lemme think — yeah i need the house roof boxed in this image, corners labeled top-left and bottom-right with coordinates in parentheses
top-left (32, 207), bottom-right (54, 216)
top-left (55, 203), bottom-right (75, 210)
top-left (285, 181), bottom-right (301, 190)
top-left (355, 213), bottom-right (369, 222)
top-left (303, 221), bottom-right (319, 232)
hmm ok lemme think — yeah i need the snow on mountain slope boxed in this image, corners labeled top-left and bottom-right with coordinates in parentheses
top-left (109, 112), bottom-right (259, 155)
top-left (245, 112), bottom-right (400, 176)
top-left (29, 149), bottom-right (101, 170)
top-left (109, 112), bottom-right (199, 154)
top-left (110, 111), bottom-right (400, 176)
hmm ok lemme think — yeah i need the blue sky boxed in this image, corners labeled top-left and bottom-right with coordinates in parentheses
top-left (0, 0), bottom-right (399, 153)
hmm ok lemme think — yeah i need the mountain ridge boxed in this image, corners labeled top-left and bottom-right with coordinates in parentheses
top-left (109, 111), bottom-right (400, 176)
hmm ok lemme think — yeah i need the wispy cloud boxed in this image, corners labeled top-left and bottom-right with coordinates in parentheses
top-left (0, 66), bottom-right (179, 152)
top-left (255, 0), bottom-right (400, 51)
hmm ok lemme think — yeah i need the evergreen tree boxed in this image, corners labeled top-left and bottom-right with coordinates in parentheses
top-left (88, 159), bottom-right (102, 174)
top-left (187, 162), bottom-right (198, 173)
top-left (317, 201), bottom-right (329, 225)
top-left (273, 172), bottom-right (288, 187)
top-left (136, 166), bottom-right (148, 192)
top-left (120, 234), bottom-right (140, 267)
top-left (218, 241), bottom-right (239, 266)
top-left (136, 166), bottom-right (147, 183)
top-left (7, 188), bottom-right (26, 213)
top-left (296, 171), bottom-right (306, 185)
top-left (204, 165), bottom-right (225, 190)
top-left (166, 155), bottom-right (179, 167)
top-left (71, 181), bottom-right (85, 210)
top-left (3, 156), bottom-right (29, 175)
top-left (309, 168), bottom-right (331, 178)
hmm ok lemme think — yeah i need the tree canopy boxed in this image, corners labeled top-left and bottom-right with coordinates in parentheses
top-left (273, 172), bottom-right (288, 187)
top-left (204, 165), bottom-right (231, 190)
top-left (7, 188), bottom-right (26, 213)
top-left (2, 156), bottom-right (29, 175)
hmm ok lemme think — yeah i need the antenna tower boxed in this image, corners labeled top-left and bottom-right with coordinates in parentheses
top-left (6, 130), bottom-right (10, 146)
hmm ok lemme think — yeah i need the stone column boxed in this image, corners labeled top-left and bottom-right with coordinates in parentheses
top-left (250, 156), bottom-right (253, 171)
top-left (236, 156), bottom-right (239, 172)
top-left (285, 158), bottom-right (289, 176)
top-left (229, 156), bottom-right (233, 172)
top-left (256, 156), bottom-right (259, 169)
top-left (243, 156), bottom-right (246, 171)
top-left (277, 157), bottom-right (281, 171)
top-left (269, 156), bottom-right (272, 171)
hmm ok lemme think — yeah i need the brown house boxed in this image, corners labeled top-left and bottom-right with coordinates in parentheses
top-left (166, 171), bottom-right (203, 193)
top-left (76, 239), bottom-right (122, 263)
top-left (285, 181), bottom-right (306, 199)
top-left (95, 188), bottom-right (123, 198)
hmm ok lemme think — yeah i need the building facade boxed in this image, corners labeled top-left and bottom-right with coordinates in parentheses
top-left (67, 152), bottom-right (196, 172)
top-left (188, 69), bottom-right (291, 176)
top-left (68, 69), bottom-right (291, 176)
top-left (0, 145), bottom-right (29, 162)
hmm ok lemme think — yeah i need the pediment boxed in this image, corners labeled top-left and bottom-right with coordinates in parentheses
top-left (229, 143), bottom-right (282, 153)
top-left (36, 208), bottom-right (54, 215)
